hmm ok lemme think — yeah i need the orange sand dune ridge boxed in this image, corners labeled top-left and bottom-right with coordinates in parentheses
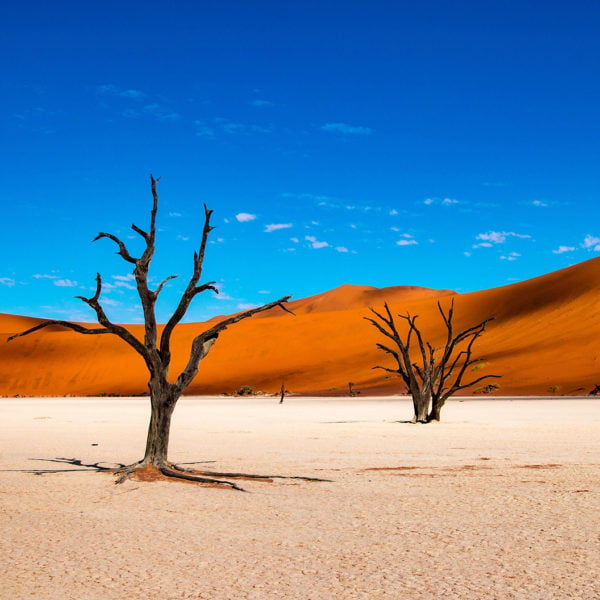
top-left (2, 258), bottom-right (600, 397)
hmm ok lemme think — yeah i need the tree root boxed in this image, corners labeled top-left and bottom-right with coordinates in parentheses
top-left (112, 461), bottom-right (332, 491)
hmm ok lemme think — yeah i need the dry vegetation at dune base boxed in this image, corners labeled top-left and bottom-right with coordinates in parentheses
top-left (1, 396), bottom-right (599, 599)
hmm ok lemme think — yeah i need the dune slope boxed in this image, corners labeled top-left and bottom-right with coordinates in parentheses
top-left (2, 258), bottom-right (600, 396)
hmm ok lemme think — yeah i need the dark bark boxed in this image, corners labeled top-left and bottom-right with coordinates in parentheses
top-left (367, 299), bottom-right (500, 423)
top-left (412, 390), bottom-right (431, 423)
top-left (143, 384), bottom-right (176, 465)
top-left (8, 175), bottom-right (299, 490)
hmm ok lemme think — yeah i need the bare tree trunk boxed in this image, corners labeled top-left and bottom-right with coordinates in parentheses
top-left (428, 399), bottom-right (443, 422)
top-left (143, 403), bottom-right (175, 465)
top-left (143, 382), bottom-right (177, 465)
top-left (412, 390), bottom-right (430, 423)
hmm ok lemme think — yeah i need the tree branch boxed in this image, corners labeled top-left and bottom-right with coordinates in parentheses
top-left (7, 320), bottom-right (110, 342)
top-left (93, 232), bottom-right (138, 264)
top-left (159, 205), bottom-right (216, 362)
top-left (173, 296), bottom-right (292, 392)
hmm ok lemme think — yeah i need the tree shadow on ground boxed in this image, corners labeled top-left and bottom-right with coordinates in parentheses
top-left (1, 457), bottom-right (331, 491)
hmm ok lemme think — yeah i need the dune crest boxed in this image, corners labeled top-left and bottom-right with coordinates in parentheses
top-left (2, 258), bottom-right (600, 397)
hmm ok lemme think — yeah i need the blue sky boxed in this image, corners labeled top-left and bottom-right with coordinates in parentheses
top-left (2, 1), bottom-right (599, 323)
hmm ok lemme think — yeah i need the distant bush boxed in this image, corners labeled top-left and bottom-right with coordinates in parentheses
top-left (236, 385), bottom-right (254, 396)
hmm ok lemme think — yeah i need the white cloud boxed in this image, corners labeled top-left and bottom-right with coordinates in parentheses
top-left (258, 290), bottom-right (271, 294)
top-left (101, 298), bottom-right (120, 307)
top-left (215, 292), bottom-right (235, 301)
top-left (477, 231), bottom-right (507, 244)
top-left (33, 273), bottom-right (58, 279)
top-left (320, 122), bottom-right (373, 135)
top-left (500, 252), bottom-right (521, 261)
top-left (335, 246), bottom-right (349, 253)
top-left (582, 234), bottom-right (600, 251)
top-left (424, 197), bottom-right (460, 207)
top-left (532, 200), bottom-right (548, 207)
top-left (396, 239), bottom-right (418, 247)
top-left (54, 279), bottom-right (79, 287)
top-left (112, 274), bottom-right (136, 290)
top-left (389, 209), bottom-right (399, 215)
top-left (0, 277), bottom-right (15, 287)
top-left (237, 302), bottom-right (259, 310)
top-left (236, 213), bottom-right (257, 223)
top-left (197, 117), bottom-right (273, 136)
top-left (265, 223), bottom-right (293, 233)
top-left (290, 237), bottom-right (299, 243)
top-left (305, 235), bottom-right (329, 249)
top-left (169, 211), bottom-right (182, 217)
top-left (552, 245), bottom-right (576, 254)
top-left (475, 231), bottom-right (531, 246)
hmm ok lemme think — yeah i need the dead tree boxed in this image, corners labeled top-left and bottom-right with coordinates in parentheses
top-left (365, 299), bottom-right (500, 422)
top-left (7, 176), bottom-right (301, 489)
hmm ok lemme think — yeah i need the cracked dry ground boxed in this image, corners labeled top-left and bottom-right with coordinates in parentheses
top-left (1, 397), bottom-right (599, 599)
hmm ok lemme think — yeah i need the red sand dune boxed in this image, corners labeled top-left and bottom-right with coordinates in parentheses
top-left (2, 258), bottom-right (600, 397)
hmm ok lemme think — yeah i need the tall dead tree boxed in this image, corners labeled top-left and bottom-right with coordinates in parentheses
top-left (365, 300), bottom-right (500, 422)
top-left (8, 176), bottom-right (297, 489)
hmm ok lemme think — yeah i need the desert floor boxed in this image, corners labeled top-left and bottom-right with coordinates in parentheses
top-left (1, 396), bottom-right (599, 599)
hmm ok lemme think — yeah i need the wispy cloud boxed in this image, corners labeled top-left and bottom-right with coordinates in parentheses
top-left (265, 223), bottom-right (293, 233)
top-left (552, 245), bottom-right (575, 254)
top-left (281, 192), bottom-right (337, 202)
top-left (305, 235), bottom-right (329, 249)
top-left (251, 99), bottom-right (274, 107)
top-left (582, 234), bottom-right (600, 251)
top-left (33, 273), bottom-right (58, 279)
top-left (96, 84), bottom-right (146, 100)
top-left (0, 277), bottom-right (15, 287)
top-left (532, 200), bottom-right (548, 207)
top-left (96, 84), bottom-right (179, 121)
top-left (54, 279), bottom-right (79, 287)
top-left (112, 274), bottom-right (136, 290)
top-left (424, 197), bottom-right (459, 206)
top-left (196, 117), bottom-right (272, 137)
top-left (235, 213), bottom-right (257, 222)
top-left (101, 298), bottom-right (121, 307)
top-left (237, 302), bottom-right (259, 310)
top-left (396, 239), bottom-right (418, 247)
top-left (321, 122), bottom-right (373, 135)
top-left (500, 252), bottom-right (521, 261)
top-left (473, 231), bottom-right (531, 248)
top-left (335, 246), bottom-right (349, 253)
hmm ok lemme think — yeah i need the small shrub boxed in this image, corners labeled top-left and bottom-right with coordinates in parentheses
top-left (236, 385), bottom-right (254, 396)
top-left (473, 383), bottom-right (500, 394)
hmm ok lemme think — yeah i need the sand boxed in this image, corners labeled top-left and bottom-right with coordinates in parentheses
top-left (4, 257), bottom-right (600, 398)
top-left (1, 396), bottom-right (599, 599)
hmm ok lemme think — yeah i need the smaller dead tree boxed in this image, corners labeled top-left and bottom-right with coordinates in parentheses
top-left (365, 299), bottom-right (500, 422)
